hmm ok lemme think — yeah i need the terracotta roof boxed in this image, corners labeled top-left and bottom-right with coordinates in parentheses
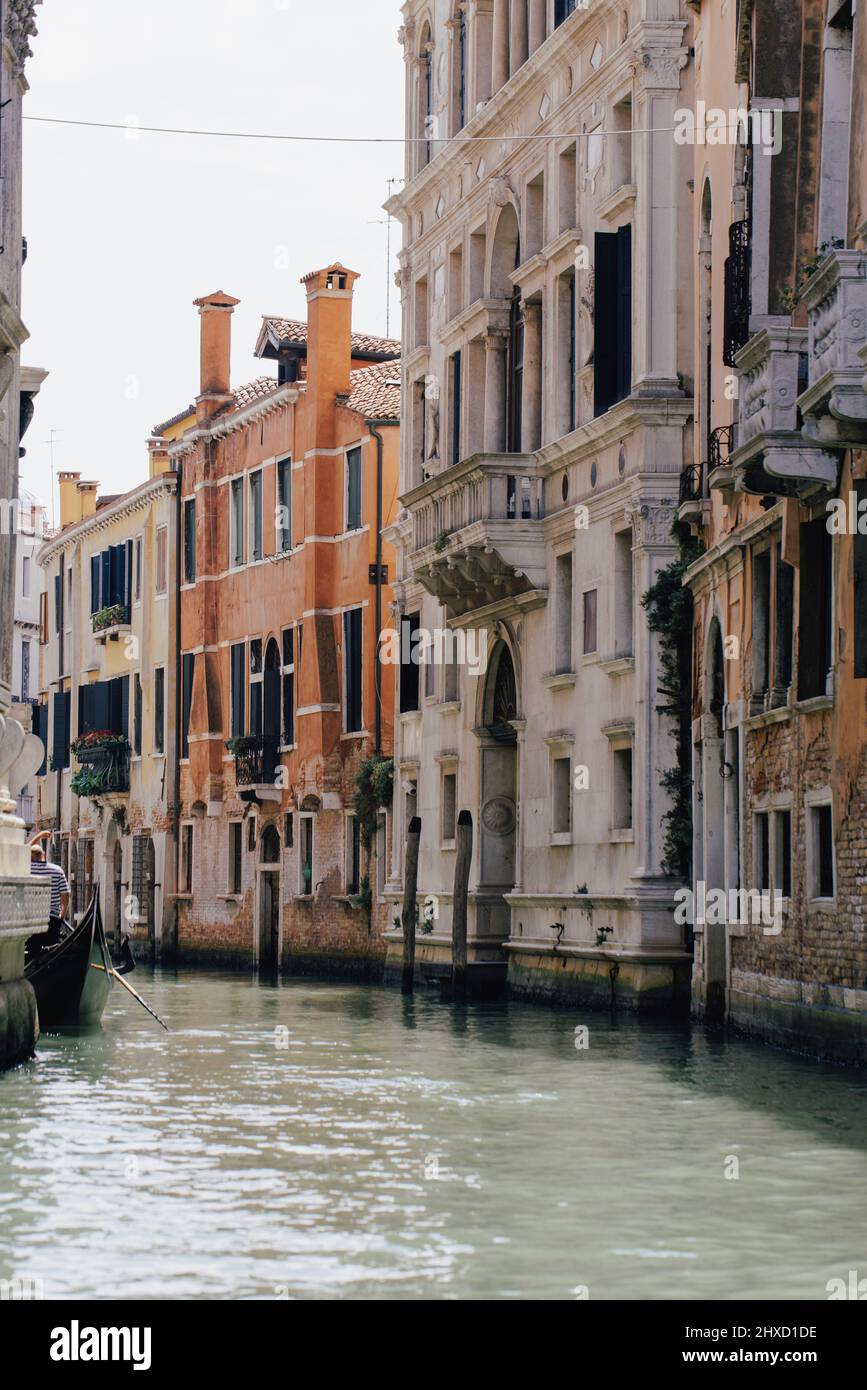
top-left (341, 361), bottom-right (402, 420)
top-left (260, 317), bottom-right (400, 360)
top-left (152, 404), bottom-right (195, 436)
top-left (231, 376), bottom-right (280, 408)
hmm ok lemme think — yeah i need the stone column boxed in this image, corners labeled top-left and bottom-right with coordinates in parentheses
top-left (509, 0), bottom-right (528, 76)
top-left (484, 331), bottom-right (509, 452)
top-left (631, 31), bottom-right (689, 394)
top-left (521, 299), bottom-right (543, 452)
top-left (528, 0), bottom-right (546, 55)
top-left (492, 0), bottom-right (510, 93)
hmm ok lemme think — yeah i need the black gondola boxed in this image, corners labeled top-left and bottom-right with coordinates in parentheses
top-left (25, 885), bottom-right (114, 1027)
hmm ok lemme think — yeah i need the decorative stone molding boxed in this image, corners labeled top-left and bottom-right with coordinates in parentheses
top-left (634, 42), bottom-right (689, 92)
top-left (625, 501), bottom-right (677, 547)
top-left (4, 0), bottom-right (40, 76)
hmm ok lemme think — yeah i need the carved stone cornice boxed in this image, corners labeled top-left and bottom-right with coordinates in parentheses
top-left (625, 500), bottom-right (678, 549)
top-left (4, 0), bottom-right (40, 77)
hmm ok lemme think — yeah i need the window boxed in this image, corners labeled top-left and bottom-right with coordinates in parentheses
top-left (449, 351), bottom-right (462, 466)
top-left (399, 612), bottom-right (421, 713)
top-left (78, 675), bottom-right (129, 739)
top-left (39, 591), bottom-right (48, 644)
top-left (558, 143), bottom-right (577, 234)
top-left (469, 228), bottom-right (486, 302)
top-left (558, 270), bottom-right (577, 434)
top-left (249, 639), bottom-right (263, 735)
top-left (593, 226), bottom-right (632, 416)
top-left (774, 809), bottom-right (792, 899)
top-left (181, 652), bottom-right (194, 758)
top-left (133, 674), bottom-right (143, 755)
top-left (281, 628), bottom-right (295, 745)
top-left (346, 816), bottom-right (361, 895)
top-left (612, 746), bottom-right (633, 831)
top-left (52, 689), bottom-right (71, 771)
top-left (284, 812), bottom-right (293, 848)
top-left (248, 818), bottom-right (257, 853)
top-left (20, 639), bottom-right (30, 700)
top-left (443, 638), bottom-right (460, 702)
top-left (90, 541), bottom-right (133, 616)
top-left (751, 548), bottom-right (771, 707)
top-left (343, 608), bottom-right (363, 732)
top-left (404, 777), bottom-right (418, 832)
top-left (774, 543), bottom-right (794, 694)
top-left (555, 551), bottom-right (573, 673)
top-left (22, 553), bottom-right (30, 598)
top-left (553, 756), bottom-right (572, 835)
top-left (249, 471), bottom-right (263, 562)
top-left (230, 477), bottom-right (245, 567)
top-left (448, 245), bottom-right (464, 320)
top-left (614, 529), bottom-right (634, 658)
top-left (183, 498), bottom-right (196, 583)
top-left (441, 770), bottom-right (457, 843)
top-left (798, 517), bottom-right (833, 700)
top-left (277, 457), bottom-right (292, 552)
top-left (526, 172), bottom-right (545, 259)
top-left (181, 823), bottom-right (194, 894)
top-left (809, 803), bottom-right (835, 900)
top-left (134, 536), bottom-right (142, 602)
top-left (610, 95), bottom-right (633, 190)
top-left (154, 667), bottom-right (165, 753)
top-left (414, 276), bottom-right (429, 349)
top-left (507, 284), bottom-right (524, 453)
top-left (555, 0), bottom-right (577, 25)
top-left (754, 812), bottom-right (770, 892)
top-left (346, 447), bottom-right (362, 531)
top-left (230, 642), bottom-right (246, 737)
top-left (583, 589), bottom-right (598, 655)
top-left (300, 816), bottom-right (314, 895)
top-left (229, 822), bottom-right (242, 895)
top-left (155, 526), bottom-right (168, 594)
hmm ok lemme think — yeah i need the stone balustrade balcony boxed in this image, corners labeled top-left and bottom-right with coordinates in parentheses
top-left (404, 453), bottom-right (548, 618)
top-left (798, 247), bottom-right (867, 446)
top-left (729, 325), bottom-right (836, 496)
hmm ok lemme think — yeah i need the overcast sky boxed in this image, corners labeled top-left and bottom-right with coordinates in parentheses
top-left (20, 0), bottom-right (405, 515)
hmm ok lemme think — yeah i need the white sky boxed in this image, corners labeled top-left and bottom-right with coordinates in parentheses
top-left (19, 0), bottom-right (406, 516)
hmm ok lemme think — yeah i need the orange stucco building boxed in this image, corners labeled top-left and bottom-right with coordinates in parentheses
top-left (160, 265), bottom-right (400, 973)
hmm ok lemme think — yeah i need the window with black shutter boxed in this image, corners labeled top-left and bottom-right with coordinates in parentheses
top-left (230, 643), bottom-right (246, 737)
top-left (344, 608), bottom-right (363, 732)
top-left (798, 518), bottom-right (833, 700)
top-left (35, 703), bottom-right (48, 775)
top-left (183, 498), bottom-right (196, 583)
top-left (52, 691), bottom-right (70, 770)
top-left (90, 556), bottom-right (100, 614)
top-left (181, 653), bottom-right (195, 757)
top-left (133, 675), bottom-right (143, 755)
top-left (450, 350), bottom-right (462, 466)
top-left (399, 612), bottom-right (421, 713)
top-left (594, 226), bottom-right (632, 418)
top-left (346, 447), bottom-right (362, 531)
top-left (154, 667), bottom-right (165, 753)
top-left (281, 628), bottom-right (295, 745)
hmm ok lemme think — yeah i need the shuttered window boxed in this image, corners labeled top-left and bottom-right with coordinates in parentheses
top-left (230, 643), bottom-right (246, 736)
top-left (346, 447), bottom-right (362, 531)
top-left (798, 518), bottom-right (833, 700)
top-left (181, 653), bottom-right (195, 758)
top-left (344, 608), bottom-right (363, 732)
top-left (52, 690), bottom-right (71, 770)
top-left (399, 612), bottom-right (421, 713)
top-left (154, 667), bottom-right (165, 753)
top-left (593, 226), bottom-right (632, 417)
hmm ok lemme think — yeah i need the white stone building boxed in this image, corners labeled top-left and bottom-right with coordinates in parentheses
top-left (384, 0), bottom-right (696, 1007)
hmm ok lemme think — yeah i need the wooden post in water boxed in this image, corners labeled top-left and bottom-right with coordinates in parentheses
top-left (451, 810), bottom-right (473, 1001)
top-left (401, 816), bottom-right (421, 994)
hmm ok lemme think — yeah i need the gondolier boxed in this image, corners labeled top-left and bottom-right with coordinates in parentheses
top-left (27, 836), bottom-right (70, 958)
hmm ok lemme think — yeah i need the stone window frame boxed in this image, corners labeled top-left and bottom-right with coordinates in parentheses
top-left (749, 791), bottom-right (793, 910)
top-left (437, 752), bottom-right (459, 849)
top-left (804, 787), bottom-right (837, 911)
top-left (545, 732), bottom-right (575, 846)
top-left (606, 733), bottom-right (634, 843)
top-left (226, 819), bottom-right (244, 899)
top-left (551, 540), bottom-right (576, 676)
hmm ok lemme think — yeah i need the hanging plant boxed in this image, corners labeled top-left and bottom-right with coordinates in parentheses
top-left (640, 519), bottom-right (704, 881)
top-left (92, 604), bottom-right (128, 632)
top-left (353, 755), bottom-right (394, 847)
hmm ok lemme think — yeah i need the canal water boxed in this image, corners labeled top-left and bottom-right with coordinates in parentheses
top-left (1, 970), bottom-right (866, 1301)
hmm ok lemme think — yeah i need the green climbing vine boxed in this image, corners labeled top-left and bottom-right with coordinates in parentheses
top-left (352, 755), bottom-right (394, 847)
top-left (640, 520), bottom-right (704, 881)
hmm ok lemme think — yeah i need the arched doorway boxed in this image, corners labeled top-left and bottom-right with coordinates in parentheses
top-left (258, 822), bottom-right (281, 973)
top-left (476, 641), bottom-right (518, 942)
top-left (263, 638), bottom-right (281, 784)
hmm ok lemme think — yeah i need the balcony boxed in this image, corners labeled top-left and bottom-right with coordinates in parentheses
top-left (70, 737), bottom-right (130, 798)
top-left (722, 220), bottom-right (751, 368)
top-left (707, 422), bottom-right (738, 498)
top-left (229, 735), bottom-right (282, 802)
top-left (798, 247), bottom-right (867, 446)
top-left (728, 327), bottom-right (837, 496)
top-left (92, 604), bottom-right (132, 644)
top-left (405, 453), bottom-right (548, 619)
top-left (677, 462), bottom-right (709, 532)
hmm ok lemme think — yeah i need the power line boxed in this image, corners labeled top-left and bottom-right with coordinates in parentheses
top-left (24, 114), bottom-right (679, 144)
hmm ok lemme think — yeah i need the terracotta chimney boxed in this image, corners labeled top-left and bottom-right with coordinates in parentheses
top-left (193, 291), bottom-right (240, 424)
top-left (300, 264), bottom-right (360, 439)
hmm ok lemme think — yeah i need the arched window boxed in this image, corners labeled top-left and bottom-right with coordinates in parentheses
top-left (260, 823), bottom-right (281, 864)
top-left (418, 24), bottom-right (434, 172)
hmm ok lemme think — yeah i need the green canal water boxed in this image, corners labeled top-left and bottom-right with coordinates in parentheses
top-left (1, 970), bottom-right (866, 1301)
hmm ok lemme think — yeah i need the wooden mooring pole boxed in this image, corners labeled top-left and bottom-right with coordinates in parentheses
top-left (401, 816), bottom-right (421, 994)
top-left (451, 810), bottom-right (473, 1001)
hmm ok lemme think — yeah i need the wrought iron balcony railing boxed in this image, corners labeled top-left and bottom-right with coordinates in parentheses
top-left (709, 423), bottom-right (737, 472)
top-left (723, 220), bottom-right (751, 367)
top-left (72, 739), bottom-right (130, 795)
top-left (678, 464), bottom-right (705, 505)
top-left (231, 735), bottom-right (281, 788)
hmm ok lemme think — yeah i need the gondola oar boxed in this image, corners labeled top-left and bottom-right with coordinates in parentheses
top-left (91, 963), bottom-right (169, 1031)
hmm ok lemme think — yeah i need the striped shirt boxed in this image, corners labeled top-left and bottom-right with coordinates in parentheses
top-left (31, 860), bottom-right (69, 918)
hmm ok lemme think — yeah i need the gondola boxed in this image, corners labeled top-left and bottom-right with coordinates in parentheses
top-left (25, 885), bottom-right (114, 1027)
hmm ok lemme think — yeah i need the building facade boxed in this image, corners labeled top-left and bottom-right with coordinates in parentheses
top-left (384, 0), bottom-right (696, 1006)
top-left (12, 484), bottom-right (48, 830)
top-left (170, 269), bottom-right (400, 975)
top-left (36, 466), bottom-right (179, 956)
top-left (682, 0), bottom-right (867, 1063)
top-left (0, 0), bottom-right (47, 1067)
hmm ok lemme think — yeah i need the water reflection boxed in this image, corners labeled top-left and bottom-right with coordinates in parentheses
top-left (0, 970), bottom-right (865, 1300)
